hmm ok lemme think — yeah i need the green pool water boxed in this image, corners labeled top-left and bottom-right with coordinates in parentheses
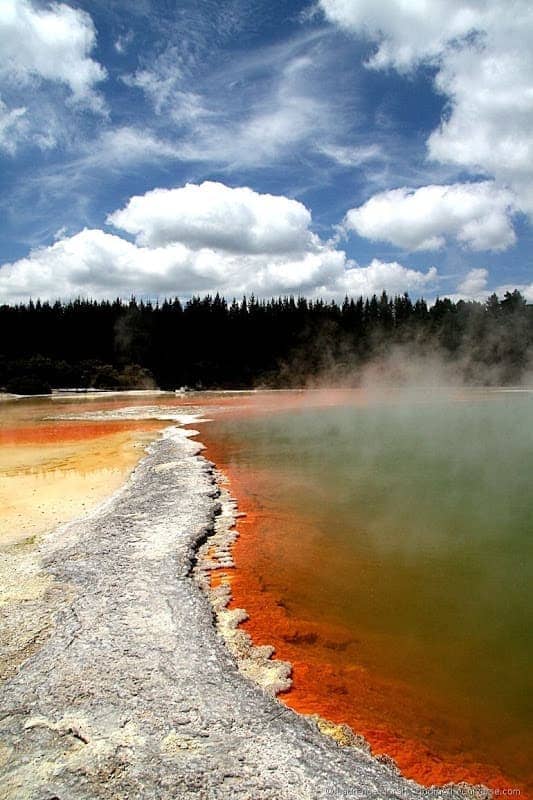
top-left (209, 390), bottom-right (533, 785)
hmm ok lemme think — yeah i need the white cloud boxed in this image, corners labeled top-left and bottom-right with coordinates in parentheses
top-left (456, 267), bottom-right (489, 299)
top-left (427, 15), bottom-right (533, 213)
top-left (451, 268), bottom-right (533, 303)
top-left (140, 46), bottom-right (334, 168)
top-left (121, 33), bottom-right (346, 170)
top-left (320, 0), bottom-right (533, 217)
top-left (0, 90), bottom-right (82, 154)
top-left (1, 127), bottom-right (184, 219)
top-left (208, 54), bottom-right (331, 166)
top-left (444, 268), bottom-right (533, 303)
top-left (317, 143), bottom-right (382, 167)
top-left (319, 0), bottom-right (487, 70)
top-left (114, 30), bottom-right (134, 55)
top-left (494, 282), bottom-right (533, 303)
top-left (344, 181), bottom-right (516, 252)
top-left (215, 91), bottom-right (323, 166)
top-left (107, 182), bottom-right (317, 253)
top-left (0, 0), bottom-right (106, 154)
top-left (0, 97), bottom-right (27, 153)
top-left (340, 260), bottom-right (438, 297)
top-left (93, 127), bottom-right (182, 167)
top-left (0, 0), bottom-right (106, 108)
top-left (0, 183), bottom-right (440, 302)
top-left (123, 46), bottom-right (207, 124)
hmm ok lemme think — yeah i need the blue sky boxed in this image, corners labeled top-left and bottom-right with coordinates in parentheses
top-left (0, 0), bottom-right (532, 302)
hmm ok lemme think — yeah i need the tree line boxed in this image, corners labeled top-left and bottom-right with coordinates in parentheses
top-left (0, 290), bottom-right (531, 393)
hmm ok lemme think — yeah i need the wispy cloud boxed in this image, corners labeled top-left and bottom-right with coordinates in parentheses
top-left (122, 45), bottom-right (209, 124)
top-left (114, 30), bottom-right (134, 54)
top-left (0, 99), bottom-right (27, 154)
top-left (121, 29), bottom-right (342, 169)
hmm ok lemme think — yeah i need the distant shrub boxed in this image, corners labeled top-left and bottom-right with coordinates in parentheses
top-left (90, 364), bottom-right (122, 389)
top-left (6, 375), bottom-right (52, 395)
top-left (119, 364), bottom-right (156, 389)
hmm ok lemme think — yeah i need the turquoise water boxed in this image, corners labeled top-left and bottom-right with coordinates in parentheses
top-left (210, 390), bottom-right (533, 784)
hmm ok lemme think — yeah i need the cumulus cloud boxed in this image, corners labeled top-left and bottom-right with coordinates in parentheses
top-left (0, 182), bottom-right (440, 302)
top-left (451, 268), bottom-right (533, 303)
top-left (340, 260), bottom-right (438, 297)
top-left (343, 182), bottom-right (517, 252)
top-left (0, 0), bottom-right (106, 107)
top-left (455, 267), bottom-right (490, 300)
top-left (320, 0), bottom-right (533, 217)
top-left (107, 182), bottom-right (317, 253)
top-left (0, 228), bottom-right (438, 302)
top-left (494, 281), bottom-right (533, 303)
top-left (319, 0), bottom-right (487, 70)
top-left (320, 0), bottom-right (490, 70)
top-left (427, 17), bottom-right (533, 213)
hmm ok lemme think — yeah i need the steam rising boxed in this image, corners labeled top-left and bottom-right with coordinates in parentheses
top-left (270, 293), bottom-right (533, 391)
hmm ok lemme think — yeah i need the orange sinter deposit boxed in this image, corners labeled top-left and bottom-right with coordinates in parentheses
top-left (0, 400), bottom-right (163, 547)
top-left (0, 389), bottom-right (278, 549)
top-left (200, 427), bottom-right (530, 799)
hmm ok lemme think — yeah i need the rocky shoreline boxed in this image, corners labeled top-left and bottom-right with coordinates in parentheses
top-left (0, 425), bottom-right (486, 799)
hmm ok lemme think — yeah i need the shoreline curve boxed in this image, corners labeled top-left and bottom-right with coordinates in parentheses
top-left (0, 423), bottom-right (486, 800)
top-left (193, 446), bottom-right (493, 800)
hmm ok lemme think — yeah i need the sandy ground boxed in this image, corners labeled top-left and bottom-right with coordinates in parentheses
top-left (0, 430), bottom-right (158, 547)
top-left (0, 392), bottom-right (172, 548)
top-left (0, 396), bottom-right (165, 692)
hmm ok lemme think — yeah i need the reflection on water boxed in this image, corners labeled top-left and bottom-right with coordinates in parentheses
top-left (203, 391), bottom-right (533, 794)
